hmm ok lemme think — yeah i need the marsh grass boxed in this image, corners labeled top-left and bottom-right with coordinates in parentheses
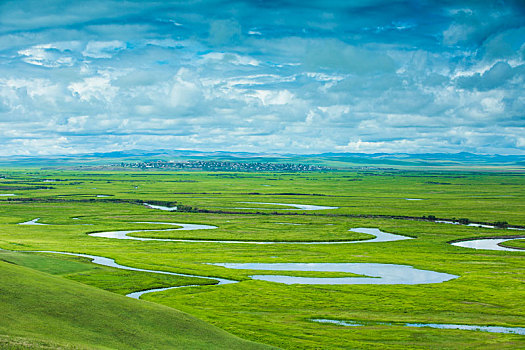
top-left (0, 169), bottom-right (523, 349)
top-left (499, 239), bottom-right (525, 250)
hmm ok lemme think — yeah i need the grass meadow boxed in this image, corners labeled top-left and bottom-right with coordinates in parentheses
top-left (0, 169), bottom-right (524, 349)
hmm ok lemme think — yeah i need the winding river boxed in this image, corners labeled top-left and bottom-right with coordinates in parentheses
top-left (18, 218), bottom-right (48, 225)
top-left (21, 250), bottom-right (457, 298)
top-left (29, 250), bottom-right (237, 299)
top-left (89, 223), bottom-right (413, 245)
top-left (11, 219), bottom-right (456, 298)
top-left (235, 202), bottom-right (339, 210)
top-left (312, 319), bottom-right (525, 335)
top-left (212, 262), bottom-right (457, 285)
top-left (143, 203), bottom-right (178, 211)
top-left (436, 220), bottom-right (525, 231)
top-left (19, 217), bottom-right (524, 252)
top-left (451, 237), bottom-right (525, 252)
top-left (8, 201), bottom-right (523, 336)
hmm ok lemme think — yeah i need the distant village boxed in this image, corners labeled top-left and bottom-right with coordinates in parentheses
top-left (112, 160), bottom-right (331, 172)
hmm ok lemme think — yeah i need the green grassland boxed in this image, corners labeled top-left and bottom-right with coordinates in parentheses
top-left (0, 258), bottom-right (270, 349)
top-left (0, 169), bottom-right (524, 349)
top-left (500, 239), bottom-right (525, 250)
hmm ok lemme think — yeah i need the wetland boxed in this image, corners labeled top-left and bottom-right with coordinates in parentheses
top-left (0, 169), bottom-right (524, 349)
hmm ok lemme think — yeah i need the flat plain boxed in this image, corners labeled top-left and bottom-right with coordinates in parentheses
top-left (0, 169), bottom-right (524, 349)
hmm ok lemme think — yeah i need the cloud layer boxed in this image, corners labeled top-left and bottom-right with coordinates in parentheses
top-left (0, 0), bottom-right (524, 155)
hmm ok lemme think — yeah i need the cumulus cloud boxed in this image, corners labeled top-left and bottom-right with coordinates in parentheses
top-left (17, 41), bottom-right (82, 67)
top-left (201, 52), bottom-right (260, 66)
top-left (0, 0), bottom-right (524, 155)
top-left (169, 68), bottom-right (205, 110)
top-left (456, 61), bottom-right (517, 90)
top-left (69, 76), bottom-right (119, 102)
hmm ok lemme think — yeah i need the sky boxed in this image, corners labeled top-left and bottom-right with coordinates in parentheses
top-left (0, 0), bottom-right (524, 156)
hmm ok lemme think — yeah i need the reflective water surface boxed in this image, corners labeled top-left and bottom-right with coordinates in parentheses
top-left (143, 203), bottom-right (178, 211)
top-left (18, 218), bottom-right (48, 225)
top-left (348, 228), bottom-right (412, 243)
top-left (312, 319), bottom-right (525, 335)
top-left (451, 238), bottom-right (524, 252)
top-left (236, 202), bottom-right (338, 210)
top-left (89, 223), bottom-right (412, 245)
top-left (89, 222), bottom-right (218, 241)
top-left (31, 250), bottom-right (236, 298)
top-left (437, 220), bottom-right (525, 231)
top-left (212, 262), bottom-right (458, 285)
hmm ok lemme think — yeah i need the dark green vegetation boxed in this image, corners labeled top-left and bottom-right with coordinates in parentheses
top-left (0, 169), bottom-right (524, 349)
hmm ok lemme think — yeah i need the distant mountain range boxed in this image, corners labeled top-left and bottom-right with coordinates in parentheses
top-left (1, 150), bottom-right (524, 169)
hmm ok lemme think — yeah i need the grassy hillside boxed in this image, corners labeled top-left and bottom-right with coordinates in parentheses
top-left (0, 259), bottom-right (271, 349)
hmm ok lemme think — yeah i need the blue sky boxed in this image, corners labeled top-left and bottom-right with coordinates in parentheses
top-left (0, 0), bottom-right (524, 155)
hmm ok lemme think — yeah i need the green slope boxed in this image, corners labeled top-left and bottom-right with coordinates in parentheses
top-left (0, 260), bottom-right (272, 350)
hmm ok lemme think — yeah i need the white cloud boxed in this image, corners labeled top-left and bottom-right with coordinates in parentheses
top-left (481, 97), bottom-right (504, 114)
top-left (0, 0), bottom-right (524, 156)
top-left (68, 76), bottom-right (118, 102)
top-left (443, 24), bottom-right (473, 46)
top-left (318, 105), bottom-right (350, 120)
top-left (249, 89), bottom-right (295, 106)
top-left (82, 40), bottom-right (126, 58)
top-left (7, 136), bottom-right (71, 156)
top-left (201, 52), bottom-right (260, 66)
top-left (18, 43), bottom-right (76, 67)
top-left (169, 68), bottom-right (205, 109)
top-left (62, 115), bottom-right (89, 132)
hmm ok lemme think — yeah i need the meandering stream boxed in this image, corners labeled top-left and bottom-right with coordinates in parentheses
top-left (18, 217), bottom-right (524, 252)
top-left (30, 250), bottom-right (237, 299)
top-left (212, 262), bottom-right (457, 285)
top-left (143, 203), bottom-right (178, 211)
top-left (312, 319), bottom-right (525, 335)
top-left (20, 250), bottom-right (457, 299)
top-left (89, 223), bottom-right (413, 244)
top-left (9, 220), bottom-right (456, 297)
top-left (235, 202), bottom-right (339, 210)
top-left (451, 237), bottom-right (524, 252)
top-left (18, 218), bottom-right (48, 225)
top-left (7, 198), bottom-right (523, 337)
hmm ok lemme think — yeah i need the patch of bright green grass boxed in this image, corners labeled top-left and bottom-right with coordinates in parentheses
top-left (0, 250), bottom-right (96, 275)
top-left (500, 238), bottom-right (525, 250)
top-left (0, 250), bottom-right (216, 295)
top-left (0, 260), bottom-right (272, 349)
